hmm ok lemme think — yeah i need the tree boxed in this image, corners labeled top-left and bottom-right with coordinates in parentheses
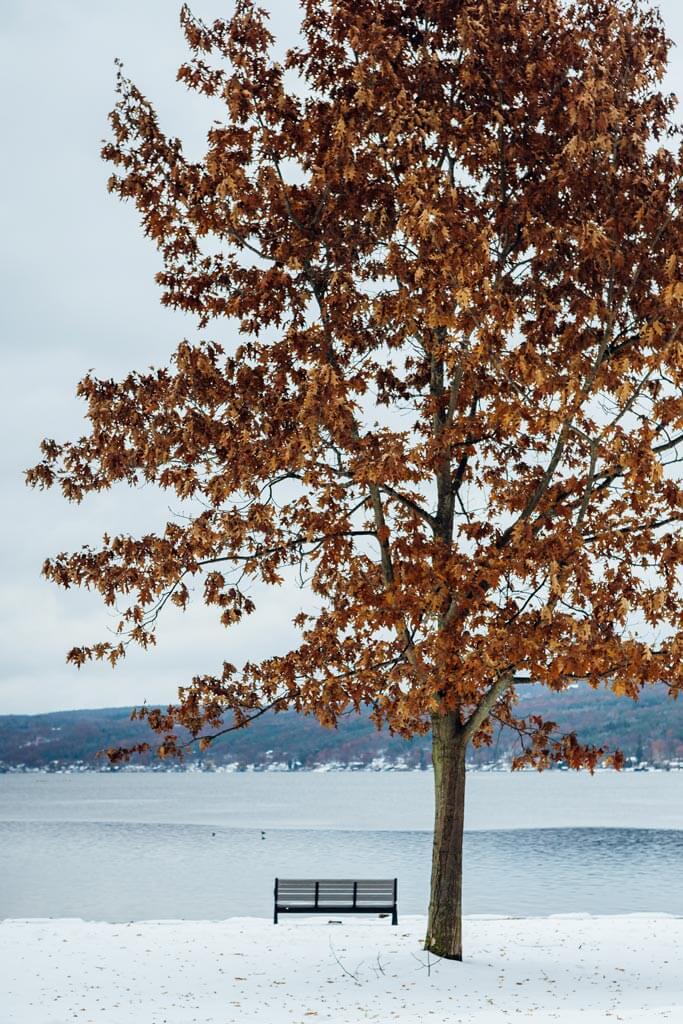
top-left (27, 0), bottom-right (683, 960)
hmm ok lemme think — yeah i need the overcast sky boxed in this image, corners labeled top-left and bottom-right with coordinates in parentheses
top-left (2, 1), bottom-right (683, 715)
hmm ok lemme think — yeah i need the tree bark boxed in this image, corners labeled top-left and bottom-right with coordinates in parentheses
top-left (424, 710), bottom-right (467, 960)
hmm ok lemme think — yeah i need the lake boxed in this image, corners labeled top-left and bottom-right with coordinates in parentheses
top-left (1, 770), bottom-right (682, 921)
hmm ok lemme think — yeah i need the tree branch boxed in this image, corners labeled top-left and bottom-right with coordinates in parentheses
top-left (462, 669), bottom-right (515, 743)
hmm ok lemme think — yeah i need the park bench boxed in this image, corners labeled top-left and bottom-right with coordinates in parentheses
top-left (273, 878), bottom-right (398, 925)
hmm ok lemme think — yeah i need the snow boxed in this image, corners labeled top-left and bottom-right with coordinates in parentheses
top-left (2, 914), bottom-right (681, 1022)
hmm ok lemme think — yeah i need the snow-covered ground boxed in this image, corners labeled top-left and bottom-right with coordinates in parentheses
top-left (2, 914), bottom-right (681, 1023)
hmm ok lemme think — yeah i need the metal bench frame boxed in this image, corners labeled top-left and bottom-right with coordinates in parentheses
top-left (273, 877), bottom-right (398, 925)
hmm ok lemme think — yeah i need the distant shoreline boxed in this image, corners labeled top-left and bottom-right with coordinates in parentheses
top-left (3, 761), bottom-right (682, 775)
top-left (3, 683), bottom-right (682, 772)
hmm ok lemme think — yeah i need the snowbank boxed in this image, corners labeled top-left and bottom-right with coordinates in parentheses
top-left (2, 914), bottom-right (681, 1022)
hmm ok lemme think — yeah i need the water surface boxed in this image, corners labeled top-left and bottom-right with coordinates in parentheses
top-left (1, 771), bottom-right (681, 920)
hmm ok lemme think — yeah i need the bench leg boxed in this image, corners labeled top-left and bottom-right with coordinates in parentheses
top-left (392, 908), bottom-right (398, 926)
top-left (274, 908), bottom-right (278, 924)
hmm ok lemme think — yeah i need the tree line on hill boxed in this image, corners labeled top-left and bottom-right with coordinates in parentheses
top-left (1, 683), bottom-right (681, 771)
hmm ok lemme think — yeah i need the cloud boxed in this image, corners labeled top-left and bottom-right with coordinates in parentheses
top-left (1, 0), bottom-right (301, 712)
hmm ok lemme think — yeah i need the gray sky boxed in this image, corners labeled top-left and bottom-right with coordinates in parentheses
top-left (2, 1), bottom-right (683, 714)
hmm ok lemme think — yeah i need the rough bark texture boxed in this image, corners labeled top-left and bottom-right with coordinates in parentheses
top-left (425, 711), bottom-right (467, 960)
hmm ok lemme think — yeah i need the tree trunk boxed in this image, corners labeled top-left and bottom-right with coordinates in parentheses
top-left (424, 711), bottom-right (467, 960)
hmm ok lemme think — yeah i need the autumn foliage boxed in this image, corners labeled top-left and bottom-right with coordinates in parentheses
top-left (28, 0), bottom-right (683, 957)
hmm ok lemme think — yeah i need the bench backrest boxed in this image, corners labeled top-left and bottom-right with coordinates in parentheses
top-left (275, 878), bottom-right (396, 907)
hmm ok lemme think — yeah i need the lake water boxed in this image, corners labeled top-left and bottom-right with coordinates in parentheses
top-left (1, 771), bottom-right (682, 921)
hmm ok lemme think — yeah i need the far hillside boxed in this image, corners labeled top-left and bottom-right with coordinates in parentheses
top-left (0, 682), bottom-right (681, 771)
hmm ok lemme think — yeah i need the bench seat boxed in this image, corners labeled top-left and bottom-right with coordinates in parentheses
top-left (274, 878), bottom-right (398, 924)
